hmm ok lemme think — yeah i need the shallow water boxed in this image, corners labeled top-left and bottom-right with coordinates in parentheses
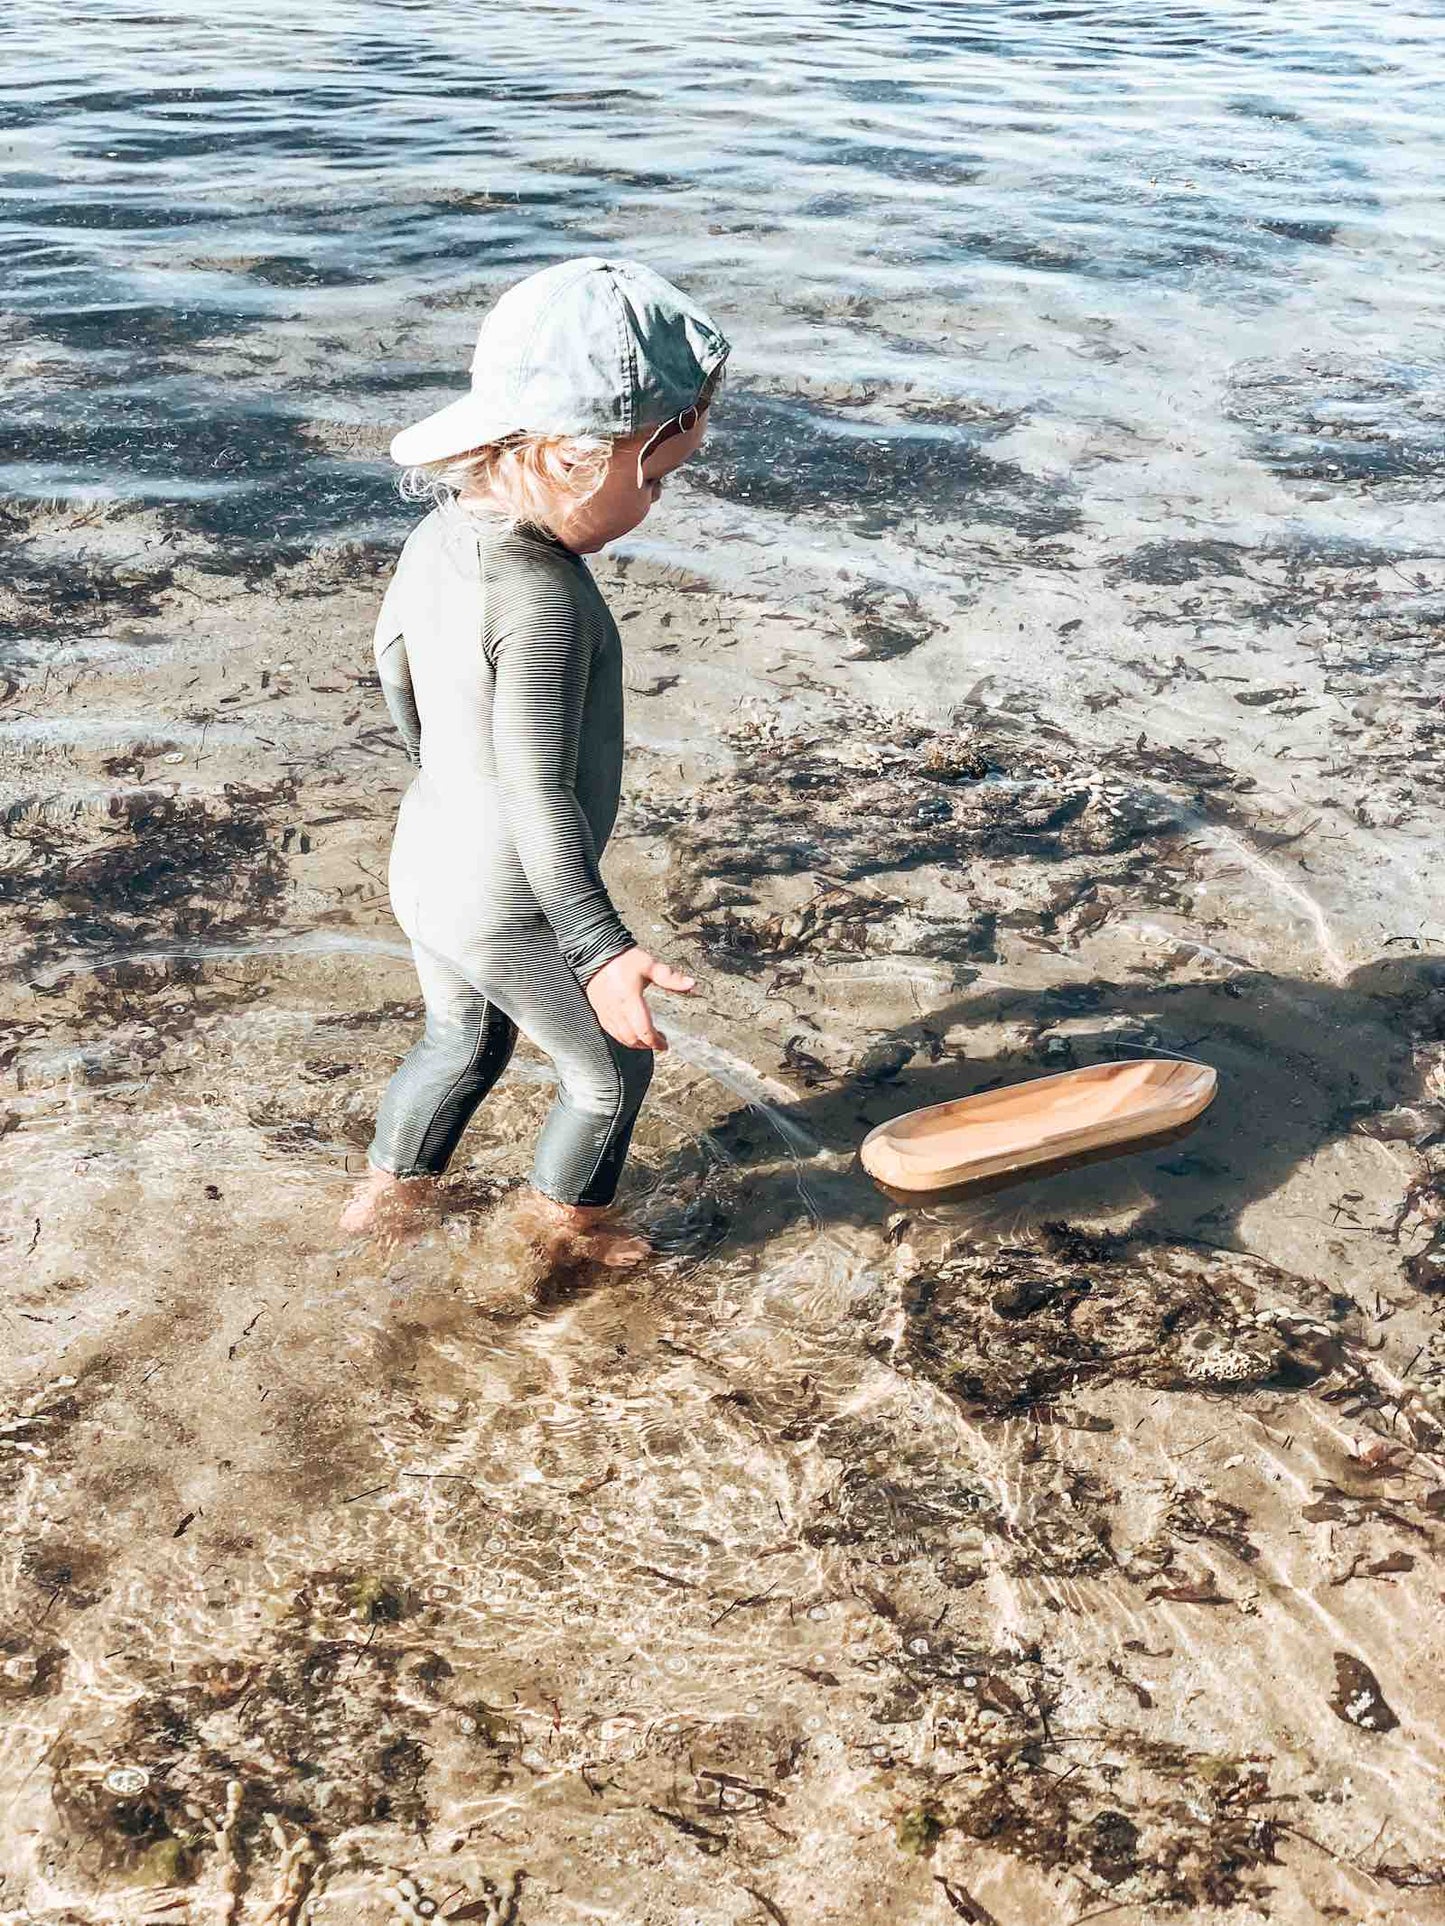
top-left (5, 0), bottom-right (1444, 572)
top-left (6, 10), bottom-right (1445, 1922)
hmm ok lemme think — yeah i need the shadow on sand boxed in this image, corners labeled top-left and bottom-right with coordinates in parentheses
top-left (647, 954), bottom-right (1445, 1268)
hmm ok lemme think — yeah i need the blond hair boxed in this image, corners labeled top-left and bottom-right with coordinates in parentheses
top-left (399, 431), bottom-right (614, 533)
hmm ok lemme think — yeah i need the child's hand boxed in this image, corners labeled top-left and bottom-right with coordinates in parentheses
top-left (584, 947), bottom-right (696, 1051)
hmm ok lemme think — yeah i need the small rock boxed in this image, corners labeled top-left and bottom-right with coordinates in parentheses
top-left (992, 1275), bottom-right (1065, 1320)
top-left (1087, 1809), bottom-right (1141, 1885)
top-left (1352, 1102), bottom-right (1445, 1146)
top-left (1405, 1226), bottom-right (1445, 1294)
top-left (1329, 1652), bottom-right (1399, 1734)
top-left (918, 734), bottom-right (989, 783)
top-left (852, 1040), bottom-right (915, 1086)
top-left (1166, 1323), bottom-right (1284, 1387)
top-left (104, 1764), bottom-right (150, 1796)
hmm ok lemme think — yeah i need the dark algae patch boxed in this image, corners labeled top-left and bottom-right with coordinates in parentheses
top-left (1228, 352), bottom-right (1445, 494)
top-left (649, 699), bottom-right (1195, 973)
top-left (4, 783), bottom-right (292, 969)
top-left (687, 388), bottom-right (1081, 539)
top-left (867, 1587), bottom-right (1291, 1909)
top-left (0, 551), bottom-right (177, 648)
top-left (48, 1598), bottom-right (448, 1894)
top-left (892, 1740), bottom-right (1283, 1911)
top-left (889, 1228), bottom-right (1346, 1415)
top-left (1115, 539), bottom-right (1250, 586)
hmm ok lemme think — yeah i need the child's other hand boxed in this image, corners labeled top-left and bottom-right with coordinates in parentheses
top-left (584, 947), bottom-right (696, 1051)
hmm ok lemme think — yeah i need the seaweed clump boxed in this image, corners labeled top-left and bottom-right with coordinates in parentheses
top-left (0, 555), bottom-right (177, 645)
top-left (889, 1733), bottom-right (1281, 1911)
top-left (4, 782), bottom-right (293, 967)
top-left (44, 1573), bottom-right (508, 1898)
top-left (888, 1226), bottom-right (1353, 1416)
top-left (863, 1602), bottom-right (1285, 1910)
top-left (652, 702), bottom-right (1192, 971)
top-left (1227, 352), bottom-right (1445, 495)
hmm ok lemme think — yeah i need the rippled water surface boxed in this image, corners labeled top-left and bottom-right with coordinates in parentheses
top-left (4, 0), bottom-right (1444, 564)
top-left (7, 12), bottom-right (1445, 1919)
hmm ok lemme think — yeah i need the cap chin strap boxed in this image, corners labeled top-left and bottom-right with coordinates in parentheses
top-left (635, 356), bottom-right (727, 488)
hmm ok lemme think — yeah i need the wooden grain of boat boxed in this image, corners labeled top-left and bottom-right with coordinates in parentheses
top-left (859, 1058), bottom-right (1217, 1199)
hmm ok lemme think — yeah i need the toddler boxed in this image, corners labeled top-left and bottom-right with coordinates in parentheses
top-left (341, 257), bottom-right (730, 1268)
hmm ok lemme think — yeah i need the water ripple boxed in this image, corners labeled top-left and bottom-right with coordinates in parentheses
top-left (4, 0), bottom-right (1442, 560)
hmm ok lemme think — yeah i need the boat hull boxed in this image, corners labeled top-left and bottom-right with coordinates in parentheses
top-left (859, 1058), bottom-right (1218, 1198)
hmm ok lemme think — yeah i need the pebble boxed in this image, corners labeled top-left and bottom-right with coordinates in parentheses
top-left (104, 1764), bottom-right (150, 1796)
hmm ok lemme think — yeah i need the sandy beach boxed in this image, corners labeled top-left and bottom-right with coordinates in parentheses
top-left (6, 1), bottom-right (1445, 1916)
top-left (2, 456), bottom-right (1444, 1922)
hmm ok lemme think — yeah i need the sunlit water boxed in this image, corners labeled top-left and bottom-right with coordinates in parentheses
top-left (5, 14), bottom-right (1445, 1910)
top-left (4, 0), bottom-right (1444, 574)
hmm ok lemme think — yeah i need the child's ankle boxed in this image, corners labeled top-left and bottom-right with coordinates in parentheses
top-left (523, 1187), bottom-right (609, 1220)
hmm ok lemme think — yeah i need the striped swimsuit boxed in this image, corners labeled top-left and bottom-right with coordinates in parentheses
top-left (365, 502), bottom-right (653, 1206)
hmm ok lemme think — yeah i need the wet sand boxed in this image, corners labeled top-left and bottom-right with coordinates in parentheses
top-left (2, 495), bottom-right (1445, 1923)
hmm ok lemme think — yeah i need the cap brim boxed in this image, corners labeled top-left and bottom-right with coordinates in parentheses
top-left (389, 392), bottom-right (522, 467)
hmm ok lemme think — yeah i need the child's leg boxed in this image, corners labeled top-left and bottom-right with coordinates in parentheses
top-left (343, 944), bottom-right (518, 1231)
top-left (463, 924), bottom-right (656, 1265)
top-left (372, 942), bottom-right (519, 1172)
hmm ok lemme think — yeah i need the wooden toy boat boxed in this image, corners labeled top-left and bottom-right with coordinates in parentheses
top-left (859, 1058), bottom-right (1217, 1199)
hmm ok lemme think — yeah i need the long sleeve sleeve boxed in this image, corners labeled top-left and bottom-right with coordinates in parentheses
top-left (373, 560), bottom-right (422, 766)
top-left (376, 630), bottom-right (422, 766)
top-left (488, 591), bottom-right (636, 986)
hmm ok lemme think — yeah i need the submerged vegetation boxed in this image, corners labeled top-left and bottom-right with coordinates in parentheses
top-left (5, 13), bottom-right (1445, 1905)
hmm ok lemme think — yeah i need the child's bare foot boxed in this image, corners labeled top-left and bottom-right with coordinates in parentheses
top-left (339, 1166), bottom-right (437, 1237)
top-left (510, 1188), bottom-right (653, 1270)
